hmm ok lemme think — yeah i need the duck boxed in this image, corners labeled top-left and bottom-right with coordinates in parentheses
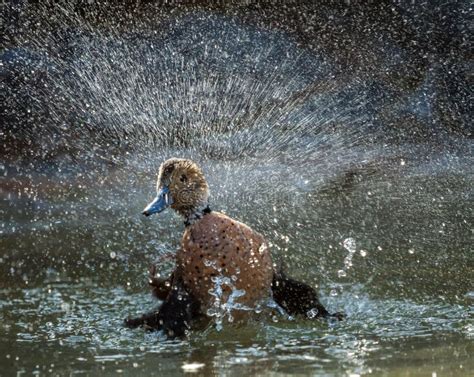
top-left (125, 158), bottom-right (342, 337)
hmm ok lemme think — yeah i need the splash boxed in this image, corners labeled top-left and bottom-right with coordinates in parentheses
top-left (2, 3), bottom-right (472, 376)
top-left (338, 237), bottom-right (357, 278)
top-left (206, 275), bottom-right (250, 331)
top-left (5, 3), bottom-right (375, 169)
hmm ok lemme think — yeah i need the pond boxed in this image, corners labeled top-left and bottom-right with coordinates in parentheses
top-left (2, 2), bottom-right (472, 376)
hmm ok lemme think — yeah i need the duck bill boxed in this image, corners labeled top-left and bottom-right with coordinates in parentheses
top-left (142, 186), bottom-right (173, 216)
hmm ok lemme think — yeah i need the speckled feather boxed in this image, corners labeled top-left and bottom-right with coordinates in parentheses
top-left (177, 211), bottom-right (273, 311)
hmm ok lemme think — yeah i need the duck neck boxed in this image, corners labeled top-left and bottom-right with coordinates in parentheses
top-left (183, 203), bottom-right (212, 227)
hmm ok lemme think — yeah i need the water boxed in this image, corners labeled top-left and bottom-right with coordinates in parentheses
top-left (2, 2), bottom-right (473, 376)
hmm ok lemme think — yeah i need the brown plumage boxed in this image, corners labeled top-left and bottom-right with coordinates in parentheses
top-left (156, 158), bottom-right (209, 219)
top-left (145, 158), bottom-right (273, 312)
top-left (126, 158), bottom-right (342, 337)
top-left (177, 211), bottom-right (273, 313)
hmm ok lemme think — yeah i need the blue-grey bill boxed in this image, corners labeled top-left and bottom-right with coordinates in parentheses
top-left (142, 186), bottom-right (173, 216)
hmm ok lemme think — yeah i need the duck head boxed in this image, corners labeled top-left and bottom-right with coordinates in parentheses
top-left (143, 158), bottom-right (209, 220)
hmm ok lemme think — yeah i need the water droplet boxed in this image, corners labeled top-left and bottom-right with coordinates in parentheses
top-left (343, 237), bottom-right (356, 253)
top-left (306, 308), bottom-right (319, 318)
top-left (337, 270), bottom-right (347, 278)
top-left (181, 363), bottom-right (205, 372)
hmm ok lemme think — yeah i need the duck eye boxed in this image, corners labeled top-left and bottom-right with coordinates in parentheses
top-left (180, 174), bottom-right (187, 183)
